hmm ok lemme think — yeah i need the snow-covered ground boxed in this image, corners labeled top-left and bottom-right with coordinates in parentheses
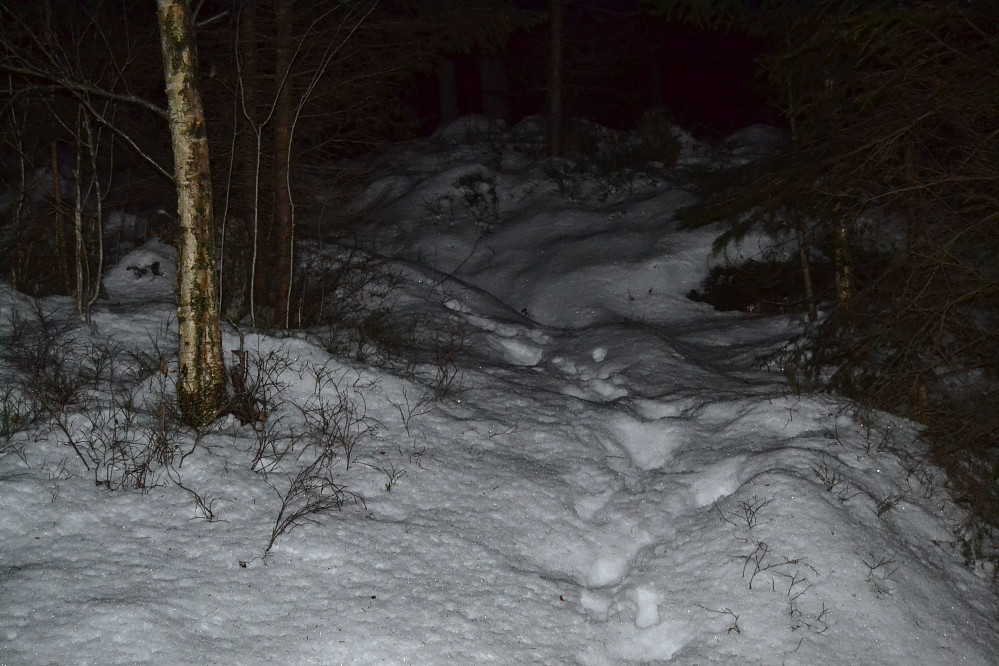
top-left (1, 116), bottom-right (996, 665)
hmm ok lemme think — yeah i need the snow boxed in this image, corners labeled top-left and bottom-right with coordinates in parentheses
top-left (1, 115), bottom-right (996, 665)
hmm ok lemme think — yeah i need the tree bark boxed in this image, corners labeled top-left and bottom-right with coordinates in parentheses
top-left (480, 56), bottom-right (510, 125)
top-left (832, 216), bottom-right (852, 310)
top-left (156, 0), bottom-right (227, 426)
top-left (272, 0), bottom-right (295, 328)
top-left (437, 58), bottom-right (458, 127)
top-left (51, 140), bottom-right (72, 294)
top-left (223, 0), bottom-right (259, 321)
top-left (795, 218), bottom-right (818, 323)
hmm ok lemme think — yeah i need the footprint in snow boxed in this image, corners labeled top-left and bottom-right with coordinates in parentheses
top-left (552, 347), bottom-right (628, 402)
top-left (688, 457), bottom-right (745, 507)
top-left (451, 305), bottom-right (549, 366)
top-left (492, 336), bottom-right (544, 366)
top-left (579, 586), bottom-right (694, 662)
top-left (580, 530), bottom-right (656, 588)
top-left (603, 413), bottom-right (684, 471)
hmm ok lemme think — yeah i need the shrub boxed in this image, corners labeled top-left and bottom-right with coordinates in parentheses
top-left (681, 2), bottom-right (999, 570)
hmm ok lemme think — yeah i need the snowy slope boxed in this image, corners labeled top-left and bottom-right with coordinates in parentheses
top-left (1, 116), bottom-right (995, 665)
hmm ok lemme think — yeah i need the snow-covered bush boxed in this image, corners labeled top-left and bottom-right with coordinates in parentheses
top-left (0, 385), bottom-right (35, 462)
top-left (3, 299), bottom-right (95, 413)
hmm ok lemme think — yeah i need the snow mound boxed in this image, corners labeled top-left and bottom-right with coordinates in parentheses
top-left (1, 117), bottom-right (994, 666)
top-left (434, 114), bottom-right (508, 144)
top-left (102, 237), bottom-right (176, 302)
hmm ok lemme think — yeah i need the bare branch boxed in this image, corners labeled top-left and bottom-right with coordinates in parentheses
top-left (0, 63), bottom-right (168, 120)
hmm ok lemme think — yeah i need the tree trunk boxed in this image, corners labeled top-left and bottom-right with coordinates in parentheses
top-left (72, 127), bottom-right (86, 311)
top-left (51, 140), bottom-right (72, 294)
top-left (272, 0), bottom-right (294, 328)
top-left (437, 58), bottom-right (458, 127)
top-left (480, 56), bottom-right (510, 125)
top-left (787, 95), bottom-right (817, 323)
top-left (546, 0), bottom-right (565, 157)
top-left (156, 0), bottom-right (227, 426)
top-left (79, 112), bottom-right (104, 323)
top-left (832, 217), bottom-right (852, 310)
top-left (224, 0), bottom-right (259, 321)
top-left (795, 218), bottom-right (818, 323)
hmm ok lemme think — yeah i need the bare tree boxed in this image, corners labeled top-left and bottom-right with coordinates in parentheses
top-left (155, 0), bottom-right (227, 426)
top-left (224, 1), bottom-right (377, 328)
top-left (0, 3), bottom-right (168, 302)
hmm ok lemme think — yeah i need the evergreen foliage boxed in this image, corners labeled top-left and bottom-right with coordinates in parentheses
top-left (680, 1), bottom-right (999, 562)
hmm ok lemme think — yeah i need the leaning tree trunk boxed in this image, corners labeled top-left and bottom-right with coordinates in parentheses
top-left (156, 0), bottom-right (227, 426)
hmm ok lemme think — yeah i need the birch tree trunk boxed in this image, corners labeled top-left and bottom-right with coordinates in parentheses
top-left (156, 0), bottom-right (227, 426)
